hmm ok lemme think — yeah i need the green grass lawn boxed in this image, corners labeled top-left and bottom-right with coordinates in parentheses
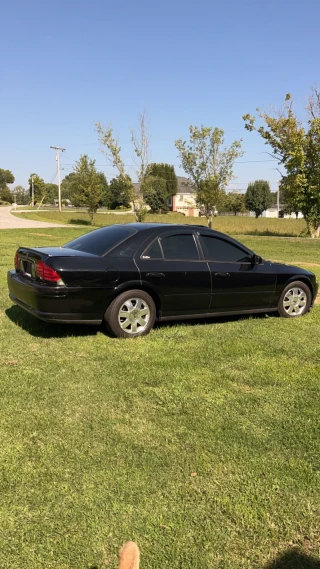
top-left (0, 228), bottom-right (320, 569)
top-left (12, 210), bottom-right (309, 237)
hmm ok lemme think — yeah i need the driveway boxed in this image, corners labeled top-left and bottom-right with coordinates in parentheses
top-left (0, 207), bottom-right (70, 229)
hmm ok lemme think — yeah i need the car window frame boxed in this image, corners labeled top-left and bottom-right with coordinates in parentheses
top-left (140, 230), bottom-right (203, 262)
top-left (198, 233), bottom-right (253, 264)
top-left (140, 237), bottom-right (164, 260)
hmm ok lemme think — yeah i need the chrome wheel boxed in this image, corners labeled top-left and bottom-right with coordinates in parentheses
top-left (118, 297), bottom-right (151, 334)
top-left (282, 287), bottom-right (307, 316)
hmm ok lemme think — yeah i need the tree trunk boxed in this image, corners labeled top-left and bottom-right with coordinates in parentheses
top-left (255, 212), bottom-right (259, 218)
top-left (207, 215), bottom-right (213, 229)
top-left (89, 210), bottom-right (94, 225)
top-left (312, 225), bottom-right (320, 238)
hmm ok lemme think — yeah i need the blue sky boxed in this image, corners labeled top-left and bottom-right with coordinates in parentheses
top-left (1, 0), bottom-right (319, 191)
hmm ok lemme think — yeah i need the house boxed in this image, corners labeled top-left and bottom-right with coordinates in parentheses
top-left (259, 204), bottom-right (304, 219)
top-left (133, 176), bottom-right (199, 216)
top-left (171, 177), bottom-right (199, 216)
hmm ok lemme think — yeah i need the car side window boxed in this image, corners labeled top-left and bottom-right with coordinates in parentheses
top-left (161, 234), bottom-right (199, 260)
top-left (142, 239), bottom-right (163, 259)
top-left (200, 235), bottom-right (251, 263)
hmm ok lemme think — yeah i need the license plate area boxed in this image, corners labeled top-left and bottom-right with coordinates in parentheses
top-left (20, 259), bottom-right (35, 278)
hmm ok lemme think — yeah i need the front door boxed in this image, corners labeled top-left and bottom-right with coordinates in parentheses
top-left (197, 233), bottom-right (277, 311)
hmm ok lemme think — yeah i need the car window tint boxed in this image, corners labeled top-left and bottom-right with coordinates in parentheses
top-left (200, 235), bottom-right (250, 262)
top-left (142, 239), bottom-right (163, 259)
top-left (63, 226), bottom-right (136, 256)
top-left (161, 234), bottom-right (199, 260)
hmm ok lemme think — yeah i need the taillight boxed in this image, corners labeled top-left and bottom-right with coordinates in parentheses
top-left (14, 252), bottom-right (19, 270)
top-left (36, 261), bottom-right (64, 285)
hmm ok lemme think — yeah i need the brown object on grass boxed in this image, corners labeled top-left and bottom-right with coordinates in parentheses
top-left (118, 541), bottom-right (140, 569)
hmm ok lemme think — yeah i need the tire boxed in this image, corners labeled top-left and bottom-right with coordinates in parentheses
top-left (104, 289), bottom-right (156, 338)
top-left (278, 280), bottom-right (312, 318)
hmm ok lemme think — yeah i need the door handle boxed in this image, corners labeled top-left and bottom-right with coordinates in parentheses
top-left (214, 272), bottom-right (230, 278)
top-left (146, 272), bottom-right (165, 279)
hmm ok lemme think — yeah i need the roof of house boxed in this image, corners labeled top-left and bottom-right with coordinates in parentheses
top-left (133, 176), bottom-right (195, 197)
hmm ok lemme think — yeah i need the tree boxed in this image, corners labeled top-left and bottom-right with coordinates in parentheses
top-left (196, 178), bottom-right (226, 222)
top-left (175, 126), bottom-right (244, 228)
top-left (61, 173), bottom-right (77, 200)
top-left (245, 180), bottom-right (273, 218)
top-left (0, 169), bottom-right (15, 189)
top-left (95, 114), bottom-right (150, 221)
top-left (95, 123), bottom-right (127, 178)
top-left (130, 111), bottom-right (151, 182)
top-left (108, 176), bottom-right (134, 209)
top-left (13, 185), bottom-right (29, 205)
top-left (96, 172), bottom-right (110, 208)
top-left (142, 176), bottom-right (168, 213)
top-left (28, 173), bottom-right (46, 205)
top-left (146, 163), bottom-right (178, 199)
top-left (0, 186), bottom-right (13, 203)
top-left (45, 183), bottom-right (59, 204)
top-left (69, 155), bottom-right (104, 225)
top-left (243, 90), bottom-right (320, 237)
top-left (224, 191), bottom-right (246, 215)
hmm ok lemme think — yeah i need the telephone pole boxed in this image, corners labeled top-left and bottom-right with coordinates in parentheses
top-left (31, 175), bottom-right (34, 207)
top-left (50, 146), bottom-right (66, 211)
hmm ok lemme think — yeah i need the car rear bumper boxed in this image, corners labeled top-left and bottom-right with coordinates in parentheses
top-left (7, 270), bottom-right (103, 325)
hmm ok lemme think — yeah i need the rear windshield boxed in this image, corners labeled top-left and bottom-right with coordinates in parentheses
top-left (63, 225), bottom-right (137, 256)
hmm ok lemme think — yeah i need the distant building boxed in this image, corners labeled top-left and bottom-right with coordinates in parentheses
top-left (133, 176), bottom-right (199, 216)
top-left (259, 204), bottom-right (303, 219)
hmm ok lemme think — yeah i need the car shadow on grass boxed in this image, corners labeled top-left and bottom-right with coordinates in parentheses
top-left (6, 305), bottom-right (279, 339)
top-left (155, 311), bottom-right (279, 332)
top-left (264, 548), bottom-right (320, 569)
top-left (5, 305), bottom-right (102, 338)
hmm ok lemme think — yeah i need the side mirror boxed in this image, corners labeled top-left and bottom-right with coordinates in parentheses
top-left (252, 254), bottom-right (262, 265)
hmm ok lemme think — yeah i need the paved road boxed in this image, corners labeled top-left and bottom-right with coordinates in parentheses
top-left (0, 207), bottom-right (71, 229)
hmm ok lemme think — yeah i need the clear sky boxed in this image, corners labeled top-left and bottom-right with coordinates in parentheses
top-left (1, 0), bottom-right (319, 191)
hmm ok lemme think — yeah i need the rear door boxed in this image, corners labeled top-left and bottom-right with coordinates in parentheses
top-left (135, 231), bottom-right (211, 315)
top-left (197, 233), bottom-right (276, 311)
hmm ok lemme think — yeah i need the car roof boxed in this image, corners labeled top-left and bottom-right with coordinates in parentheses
top-left (122, 223), bottom-right (233, 239)
top-left (122, 222), bottom-right (213, 232)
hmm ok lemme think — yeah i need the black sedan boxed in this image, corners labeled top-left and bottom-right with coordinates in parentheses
top-left (7, 223), bottom-right (318, 338)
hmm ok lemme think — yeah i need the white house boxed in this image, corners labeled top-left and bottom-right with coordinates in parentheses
top-left (260, 204), bottom-right (304, 219)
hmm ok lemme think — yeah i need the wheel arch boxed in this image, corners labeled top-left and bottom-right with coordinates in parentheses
top-left (285, 275), bottom-right (315, 300)
top-left (105, 282), bottom-right (162, 317)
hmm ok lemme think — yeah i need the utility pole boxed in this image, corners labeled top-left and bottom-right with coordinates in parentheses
top-left (277, 182), bottom-right (280, 217)
top-left (50, 146), bottom-right (66, 211)
top-left (31, 175), bottom-right (34, 207)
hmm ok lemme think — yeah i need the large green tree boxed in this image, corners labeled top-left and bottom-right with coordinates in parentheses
top-left (245, 180), bottom-right (273, 218)
top-left (13, 185), bottom-right (29, 205)
top-left (61, 173), bottom-right (77, 200)
top-left (146, 163), bottom-right (178, 198)
top-left (243, 90), bottom-right (320, 237)
top-left (45, 183), bottom-right (59, 204)
top-left (175, 126), bottom-right (244, 228)
top-left (142, 176), bottom-right (169, 213)
top-left (0, 186), bottom-right (13, 203)
top-left (0, 169), bottom-right (15, 189)
top-left (28, 173), bottom-right (46, 205)
top-left (69, 155), bottom-right (104, 224)
top-left (108, 175), bottom-right (134, 209)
